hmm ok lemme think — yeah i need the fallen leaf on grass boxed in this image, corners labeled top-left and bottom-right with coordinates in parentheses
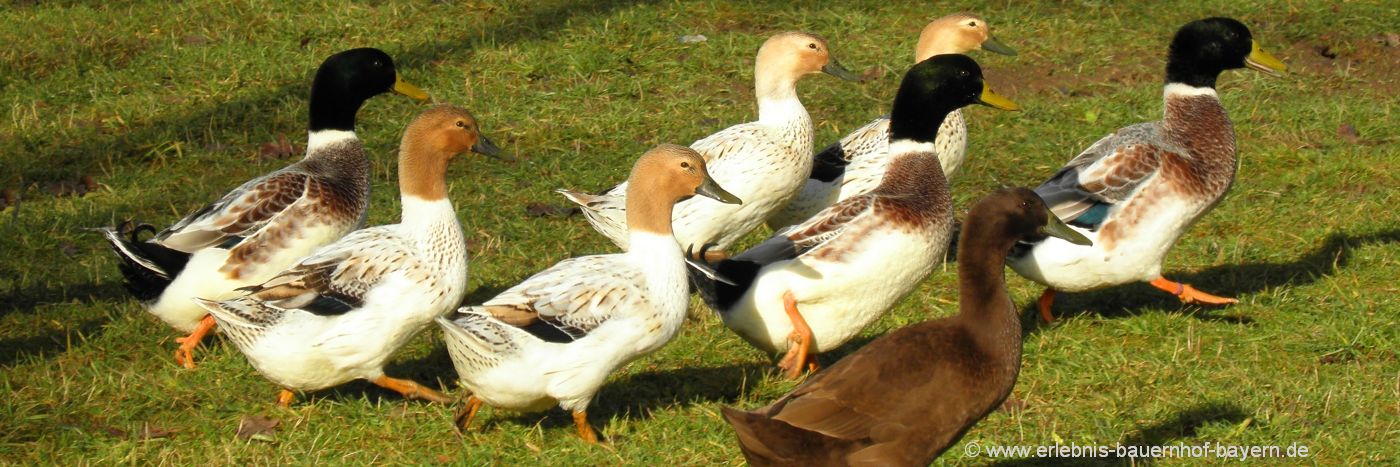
top-left (1337, 123), bottom-right (1360, 144)
top-left (524, 202), bottom-right (577, 218)
top-left (138, 423), bottom-right (176, 440)
top-left (257, 134), bottom-right (301, 160)
top-left (859, 65), bottom-right (885, 82)
top-left (236, 414), bottom-right (280, 442)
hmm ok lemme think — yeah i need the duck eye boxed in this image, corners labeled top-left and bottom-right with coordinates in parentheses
top-left (959, 70), bottom-right (970, 78)
top-left (455, 121), bottom-right (466, 128)
top-left (967, 21), bottom-right (977, 27)
top-left (680, 161), bottom-right (691, 169)
top-left (808, 43), bottom-right (818, 50)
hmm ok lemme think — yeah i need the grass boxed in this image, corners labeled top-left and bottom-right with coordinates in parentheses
top-left (2, 0), bottom-right (1398, 464)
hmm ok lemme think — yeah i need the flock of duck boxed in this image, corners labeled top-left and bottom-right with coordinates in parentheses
top-left (98, 13), bottom-right (1286, 465)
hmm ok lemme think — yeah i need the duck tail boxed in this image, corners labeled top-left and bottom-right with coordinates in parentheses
top-left (96, 222), bottom-right (190, 302)
top-left (437, 307), bottom-right (531, 371)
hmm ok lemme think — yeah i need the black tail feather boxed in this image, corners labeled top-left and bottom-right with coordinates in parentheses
top-left (99, 222), bottom-right (191, 302)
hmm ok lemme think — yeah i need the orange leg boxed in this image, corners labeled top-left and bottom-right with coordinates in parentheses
top-left (776, 291), bottom-right (815, 379)
top-left (1149, 277), bottom-right (1238, 306)
top-left (1037, 288), bottom-right (1057, 323)
top-left (173, 315), bottom-right (217, 369)
top-left (453, 395), bottom-right (485, 435)
top-left (372, 376), bottom-right (453, 404)
top-left (276, 389), bottom-right (296, 407)
top-left (573, 410), bottom-right (599, 444)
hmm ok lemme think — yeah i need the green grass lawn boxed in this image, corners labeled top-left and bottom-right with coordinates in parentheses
top-left (2, 0), bottom-right (1397, 464)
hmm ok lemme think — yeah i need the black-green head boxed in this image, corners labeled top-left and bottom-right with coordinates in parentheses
top-left (1165, 17), bottom-right (1287, 88)
top-left (308, 48), bottom-right (429, 132)
top-left (889, 54), bottom-right (1019, 143)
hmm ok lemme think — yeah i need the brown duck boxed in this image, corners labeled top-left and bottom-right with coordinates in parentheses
top-left (721, 187), bottom-right (1091, 466)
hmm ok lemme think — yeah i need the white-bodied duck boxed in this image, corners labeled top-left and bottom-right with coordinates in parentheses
top-left (1010, 17), bottom-right (1287, 322)
top-left (195, 105), bottom-right (499, 406)
top-left (694, 55), bottom-right (1019, 378)
top-left (438, 144), bottom-right (740, 443)
top-left (768, 13), bottom-right (1015, 228)
top-left (560, 32), bottom-right (858, 256)
top-left (98, 48), bottom-right (428, 368)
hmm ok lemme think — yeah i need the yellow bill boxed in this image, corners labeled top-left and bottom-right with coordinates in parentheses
top-left (1245, 41), bottom-right (1287, 77)
top-left (977, 82), bottom-right (1020, 111)
top-left (393, 75), bottom-right (430, 102)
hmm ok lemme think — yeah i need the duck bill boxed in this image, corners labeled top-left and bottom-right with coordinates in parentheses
top-left (1244, 41), bottom-right (1287, 77)
top-left (392, 75), bottom-right (431, 102)
top-left (821, 59), bottom-right (862, 82)
top-left (981, 35), bottom-right (1017, 56)
top-left (695, 174), bottom-right (742, 205)
top-left (1042, 209), bottom-right (1092, 246)
top-left (977, 82), bottom-right (1020, 111)
top-left (472, 135), bottom-right (503, 157)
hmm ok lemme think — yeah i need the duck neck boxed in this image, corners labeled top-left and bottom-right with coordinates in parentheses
top-left (307, 82), bottom-right (366, 133)
top-left (954, 213), bottom-right (1020, 343)
top-left (624, 187), bottom-right (678, 247)
top-left (877, 101), bottom-right (953, 195)
top-left (1161, 83), bottom-right (1236, 165)
top-left (398, 138), bottom-right (453, 202)
top-left (755, 69), bottom-right (809, 128)
top-left (624, 191), bottom-right (684, 280)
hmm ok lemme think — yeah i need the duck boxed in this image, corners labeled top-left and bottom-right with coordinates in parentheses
top-left (1009, 17), bottom-right (1287, 322)
top-left (721, 188), bottom-right (1091, 466)
top-left (767, 13), bottom-right (1016, 229)
top-left (194, 105), bottom-right (500, 406)
top-left (97, 48), bottom-right (429, 368)
top-left (559, 31), bottom-right (858, 257)
top-left (692, 54), bottom-right (1020, 379)
top-left (438, 144), bottom-right (741, 443)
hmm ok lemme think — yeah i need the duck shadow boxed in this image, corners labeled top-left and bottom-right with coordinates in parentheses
top-left (12, 0), bottom-right (669, 185)
top-left (0, 281), bottom-right (127, 367)
top-left (986, 401), bottom-right (1250, 466)
top-left (1020, 228), bottom-right (1400, 334)
top-left (472, 362), bottom-right (768, 437)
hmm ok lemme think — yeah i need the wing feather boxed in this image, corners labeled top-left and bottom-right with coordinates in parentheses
top-left (155, 170), bottom-right (312, 252)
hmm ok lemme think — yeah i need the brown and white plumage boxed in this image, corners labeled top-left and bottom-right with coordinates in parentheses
top-left (768, 13), bottom-right (1015, 228)
top-left (97, 48), bottom-right (427, 368)
top-left (560, 32), bottom-right (858, 253)
top-left (196, 105), bottom-right (498, 405)
top-left (1008, 18), bottom-right (1287, 319)
top-left (440, 144), bottom-right (741, 443)
top-left (694, 55), bottom-right (1019, 378)
top-left (722, 189), bottom-right (1091, 466)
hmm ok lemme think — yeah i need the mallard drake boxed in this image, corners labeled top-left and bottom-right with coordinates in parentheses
top-left (693, 55), bottom-right (1019, 378)
top-left (768, 13), bottom-right (1015, 228)
top-left (194, 105), bottom-right (499, 406)
top-left (98, 48), bottom-right (428, 368)
top-left (438, 144), bottom-right (740, 443)
top-left (559, 31), bottom-right (858, 256)
top-left (722, 188), bottom-right (1091, 466)
top-left (1009, 17), bottom-right (1287, 322)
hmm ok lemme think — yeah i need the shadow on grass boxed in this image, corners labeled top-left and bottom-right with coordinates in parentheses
top-left (1021, 228), bottom-right (1400, 334)
top-left (986, 401), bottom-right (1250, 466)
top-left (0, 281), bottom-right (127, 366)
top-left (462, 362), bottom-right (767, 439)
top-left (12, 0), bottom-right (668, 185)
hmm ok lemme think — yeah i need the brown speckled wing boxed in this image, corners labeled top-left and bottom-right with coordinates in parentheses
top-left (479, 255), bottom-right (650, 340)
top-left (155, 170), bottom-right (312, 252)
top-left (781, 194), bottom-right (876, 253)
top-left (240, 228), bottom-right (425, 316)
top-left (1035, 124), bottom-right (1168, 221)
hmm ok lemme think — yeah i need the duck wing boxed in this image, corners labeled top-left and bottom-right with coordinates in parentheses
top-left (475, 255), bottom-right (650, 342)
top-left (154, 168), bottom-right (316, 252)
top-left (232, 227), bottom-right (423, 317)
top-left (1034, 123), bottom-right (1169, 227)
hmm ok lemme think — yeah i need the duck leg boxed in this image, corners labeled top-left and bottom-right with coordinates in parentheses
top-left (452, 395), bottom-right (485, 435)
top-left (776, 291), bottom-right (815, 379)
top-left (1037, 288), bottom-right (1057, 322)
top-left (1149, 278), bottom-right (1237, 306)
top-left (573, 410), bottom-right (599, 444)
top-left (173, 315), bottom-right (216, 369)
top-left (276, 389), bottom-right (296, 407)
top-left (372, 376), bottom-right (453, 404)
